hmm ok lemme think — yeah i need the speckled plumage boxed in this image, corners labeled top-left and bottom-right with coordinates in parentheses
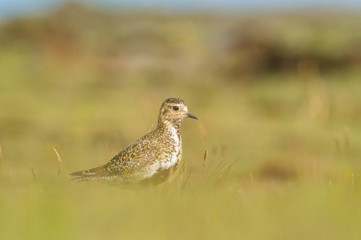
top-left (71, 98), bottom-right (197, 184)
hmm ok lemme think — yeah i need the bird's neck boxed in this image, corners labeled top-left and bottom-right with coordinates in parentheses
top-left (157, 119), bottom-right (181, 135)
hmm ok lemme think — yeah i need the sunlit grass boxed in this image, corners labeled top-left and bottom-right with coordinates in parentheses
top-left (1, 16), bottom-right (361, 238)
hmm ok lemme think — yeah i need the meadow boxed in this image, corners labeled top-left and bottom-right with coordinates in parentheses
top-left (1, 4), bottom-right (361, 240)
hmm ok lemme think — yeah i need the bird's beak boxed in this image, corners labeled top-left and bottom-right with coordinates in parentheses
top-left (187, 112), bottom-right (198, 120)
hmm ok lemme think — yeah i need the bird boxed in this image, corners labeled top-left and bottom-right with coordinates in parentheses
top-left (70, 97), bottom-right (197, 185)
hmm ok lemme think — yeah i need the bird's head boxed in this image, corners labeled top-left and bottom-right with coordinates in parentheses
top-left (158, 98), bottom-right (197, 128)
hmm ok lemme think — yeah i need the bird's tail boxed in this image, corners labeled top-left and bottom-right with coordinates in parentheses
top-left (70, 165), bottom-right (107, 182)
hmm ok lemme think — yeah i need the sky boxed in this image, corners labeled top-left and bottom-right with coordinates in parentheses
top-left (0, 0), bottom-right (360, 19)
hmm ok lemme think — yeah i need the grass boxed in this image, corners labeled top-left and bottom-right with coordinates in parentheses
top-left (1, 8), bottom-right (361, 240)
top-left (1, 64), bottom-right (361, 239)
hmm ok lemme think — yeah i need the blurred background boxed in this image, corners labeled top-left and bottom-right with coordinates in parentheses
top-left (1, 1), bottom-right (361, 240)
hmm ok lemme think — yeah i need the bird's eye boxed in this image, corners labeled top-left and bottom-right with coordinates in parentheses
top-left (172, 106), bottom-right (179, 111)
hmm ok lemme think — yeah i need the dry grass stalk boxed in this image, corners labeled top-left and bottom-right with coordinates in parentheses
top-left (211, 161), bottom-right (227, 177)
top-left (222, 159), bottom-right (238, 178)
top-left (31, 168), bottom-right (37, 181)
top-left (169, 162), bottom-right (188, 188)
top-left (53, 147), bottom-right (68, 175)
top-left (181, 167), bottom-right (194, 190)
top-left (53, 147), bottom-right (62, 164)
top-left (203, 150), bottom-right (208, 169)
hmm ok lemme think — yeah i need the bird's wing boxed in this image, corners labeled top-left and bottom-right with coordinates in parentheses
top-left (104, 139), bottom-right (158, 177)
top-left (70, 136), bottom-right (159, 182)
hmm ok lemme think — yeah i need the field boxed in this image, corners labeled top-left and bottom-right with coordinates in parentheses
top-left (1, 4), bottom-right (361, 240)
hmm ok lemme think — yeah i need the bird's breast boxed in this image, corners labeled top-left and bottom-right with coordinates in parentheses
top-left (159, 127), bottom-right (182, 169)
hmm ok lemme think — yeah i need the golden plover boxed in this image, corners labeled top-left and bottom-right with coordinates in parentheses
top-left (71, 97), bottom-right (197, 184)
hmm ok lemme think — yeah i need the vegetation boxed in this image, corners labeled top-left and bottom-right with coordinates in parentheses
top-left (0, 4), bottom-right (361, 240)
